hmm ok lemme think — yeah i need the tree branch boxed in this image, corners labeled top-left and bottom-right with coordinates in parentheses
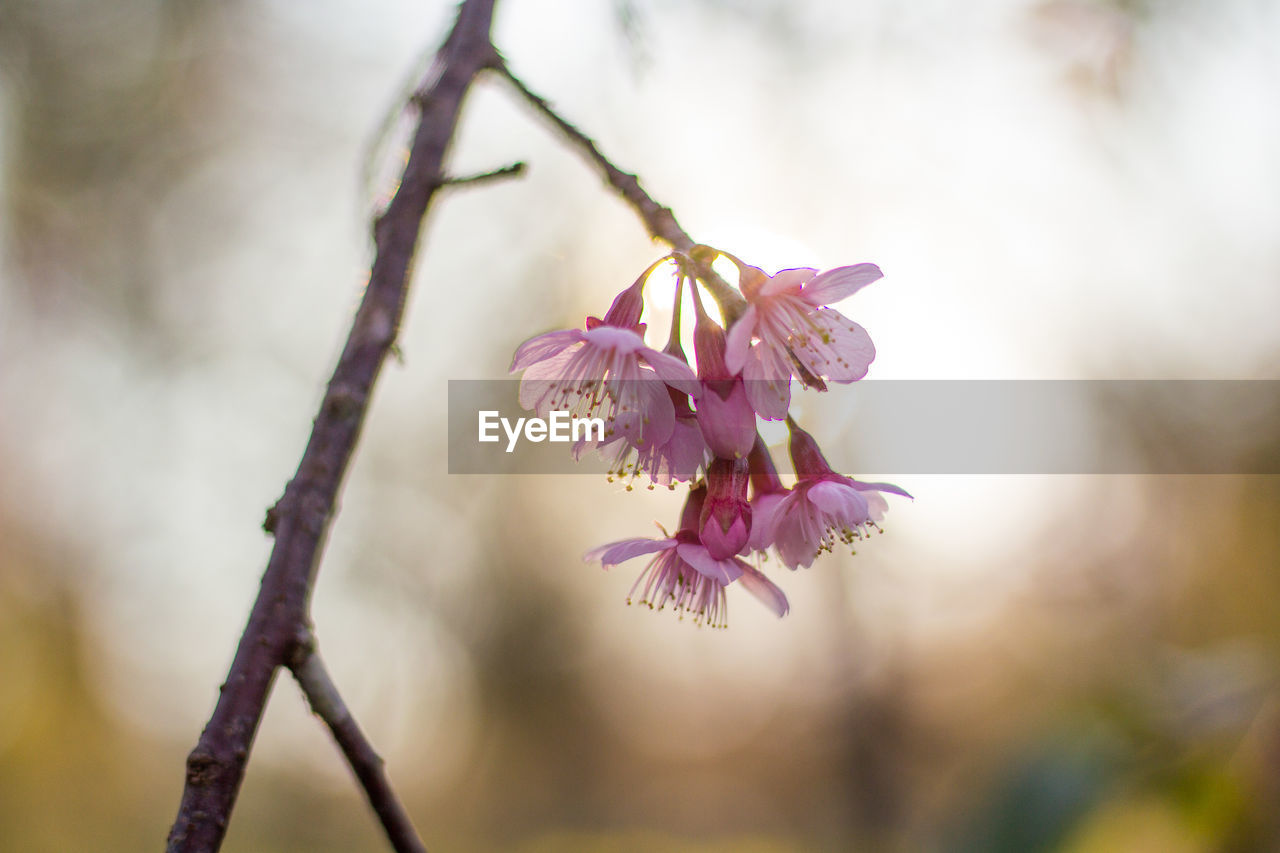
top-left (494, 63), bottom-right (747, 322)
top-left (166, 1), bottom-right (771, 849)
top-left (443, 160), bottom-right (526, 187)
top-left (164, 1), bottom-right (500, 850)
top-left (289, 634), bottom-right (427, 853)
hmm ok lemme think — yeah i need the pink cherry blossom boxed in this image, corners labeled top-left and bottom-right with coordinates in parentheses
top-left (583, 485), bottom-right (789, 623)
top-left (593, 384), bottom-right (708, 486)
top-left (770, 422), bottom-right (911, 569)
top-left (580, 294), bottom-right (709, 485)
top-left (770, 477), bottom-right (909, 569)
top-left (723, 259), bottom-right (882, 419)
top-left (512, 324), bottom-right (700, 451)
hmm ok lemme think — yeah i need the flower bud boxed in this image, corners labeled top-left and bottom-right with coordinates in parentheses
top-left (691, 277), bottom-right (756, 458)
top-left (696, 380), bottom-right (756, 459)
top-left (786, 419), bottom-right (836, 479)
top-left (698, 457), bottom-right (752, 559)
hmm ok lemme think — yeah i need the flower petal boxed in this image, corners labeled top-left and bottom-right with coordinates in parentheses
top-left (622, 378), bottom-right (676, 447)
top-left (695, 380), bottom-right (757, 459)
top-left (517, 346), bottom-right (584, 412)
top-left (584, 537), bottom-right (675, 568)
top-left (791, 308), bottom-right (876, 383)
top-left (638, 347), bottom-right (701, 396)
top-left (760, 267), bottom-right (817, 297)
top-left (736, 560), bottom-right (790, 617)
top-left (657, 418), bottom-right (709, 484)
top-left (724, 305), bottom-right (758, 376)
top-left (771, 497), bottom-right (819, 570)
top-left (851, 480), bottom-right (914, 499)
top-left (676, 543), bottom-right (745, 585)
top-left (510, 328), bottom-right (586, 372)
top-left (806, 479), bottom-right (869, 524)
top-left (799, 263), bottom-right (883, 307)
top-left (862, 490), bottom-right (889, 523)
top-left (582, 324), bottom-right (647, 354)
top-left (742, 348), bottom-right (792, 420)
top-left (747, 491), bottom-right (787, 551)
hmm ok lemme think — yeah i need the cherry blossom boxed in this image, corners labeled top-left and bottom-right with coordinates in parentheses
top-left (584, 485), bottom-right (789, 624)
top-left (721, 255), bottom-right (881, 419)
top-left (512, 323), bottom-right (699, 452)
top-left (769, 421), bottom-right (911, 570)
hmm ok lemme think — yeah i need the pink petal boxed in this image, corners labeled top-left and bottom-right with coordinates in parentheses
top-left (771, 491), bottom-right (826, 569)
top-left (659, 418), bottom-right (709, 483)
top-left (747, 491), bottom-right (787, 551)
top-left (799, 263), bottom-right (883, 307)
top-left (699, 513), bottom-right (750, 561)
top-left (791, 308), bottom-right (875, 383)
top-left (629, 379), bottom-right (676, 447)
top-left (582, 324), bottom-right (647, 354)
top-left (676, 543), bottom-right (745, 585)
top-left (742, 348), bottom-right (792, 420)
top-left (510, 328), bottom-right (586, 372)
top-left (517, 346), bottom-right (583, 412)
top-left (852, 480), bottom-right (913, 499)
top-left (773, 513), bottom-right (818, 570)
top-left (724, 305), bottom-right (757, 376)
top-left (695, 381), bottom-right (757, 459)
top-left (862, 490), bottom-right (889, 523)
top-left (760, 267), bottom-right (817, 297)
top-left (736, 561), bottom-right (790, 617)
top-left (638, 347), bottom-right (701, 396)
top-left (806, 480), bottom-right (869, 524)
top-left (583, 537), bottom-right (675, 568)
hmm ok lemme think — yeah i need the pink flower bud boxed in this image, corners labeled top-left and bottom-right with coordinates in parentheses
top-left (786, 419), bottom-right (836, 479)
top-left (696, 379), bottom-right (756, 459)
top-left (699, 457), bottom-right (752, 560)
top-left (597, 274), bottom-right (646, 331)
top-left (690, 277), bottom-right (757, 458)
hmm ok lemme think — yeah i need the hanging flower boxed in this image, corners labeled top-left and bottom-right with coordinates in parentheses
top-left (768, 421), bottom-right (911, 569)
top-left (584, 485), bottom-right (789, 624)
top-left (592, 383), bottom-right (707, 486)
top-left (511, 267), bottom-right (701, 453)
top-left (721, 255), bottom-right (881, 419)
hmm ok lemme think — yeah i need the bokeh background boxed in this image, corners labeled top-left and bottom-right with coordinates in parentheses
top-left (2, 0), bottom-right (1279, 850)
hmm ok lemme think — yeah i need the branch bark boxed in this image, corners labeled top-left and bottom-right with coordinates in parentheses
top-left (289, 635), bottom-right (428, 853)
top-left (165, 1), bottom-right (769, 848)
top-left (495, 64), bottom-right (747, 321)
top-left (164, 2), bottom-right (499, 850)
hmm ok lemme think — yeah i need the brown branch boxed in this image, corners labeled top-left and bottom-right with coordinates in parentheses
top-left (164, 1), bottom-right (500, 850)
top-left (444, 160), bottom-right (526, 187)
top-left (289, 634), bottom-right (427, 853)
top-left (494, 63), bottom-right (748, 323)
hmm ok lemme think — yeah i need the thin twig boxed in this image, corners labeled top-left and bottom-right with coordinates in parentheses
top-left (289, 635), bottom-right (427, 853)
top-left (494, 63), bottom-right (747, 323)
top-left (164, 2), bottom-right (500, 850)
top-left (443, 160), bottom-right (527, 187)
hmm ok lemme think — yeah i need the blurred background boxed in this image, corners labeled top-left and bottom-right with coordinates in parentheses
top-left (2, 0), bottom-right (1279, 850)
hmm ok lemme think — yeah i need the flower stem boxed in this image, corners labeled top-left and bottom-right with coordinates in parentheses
top-left (495, 63), bottom-right (746, 323)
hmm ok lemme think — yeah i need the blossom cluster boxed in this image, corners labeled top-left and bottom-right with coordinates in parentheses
top-left (510, 246), bottom-right (909, 626)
